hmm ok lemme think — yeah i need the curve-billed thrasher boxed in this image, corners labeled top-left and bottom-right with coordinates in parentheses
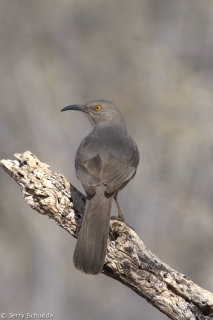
top-left (61, 100), bottom-right (139, 275)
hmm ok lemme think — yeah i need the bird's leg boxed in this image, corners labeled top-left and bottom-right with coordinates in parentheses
top-left (114, 193), bottom-right (125, 222)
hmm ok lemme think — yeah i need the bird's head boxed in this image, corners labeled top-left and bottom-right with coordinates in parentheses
top-left (61, 100), bottom-right (126, 129)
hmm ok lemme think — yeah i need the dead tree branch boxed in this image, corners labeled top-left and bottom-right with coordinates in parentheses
top-left (1, 151), bottom-right (213, 320)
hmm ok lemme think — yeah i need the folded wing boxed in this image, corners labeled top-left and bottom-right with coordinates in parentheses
top-left (101, 153), bottom-right (138, 194)
top-left (76, 151), bottom-right (139, 195)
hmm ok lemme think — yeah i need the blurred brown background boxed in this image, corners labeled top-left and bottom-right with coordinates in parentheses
top-left (1, 1), bottom-right (213, 319)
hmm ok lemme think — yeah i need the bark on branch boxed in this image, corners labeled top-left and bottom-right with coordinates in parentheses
top-left (1, 151), bottom-right (213, 320)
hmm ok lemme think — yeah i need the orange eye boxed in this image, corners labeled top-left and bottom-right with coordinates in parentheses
top-left (94, 105), bottom-right (101, 111)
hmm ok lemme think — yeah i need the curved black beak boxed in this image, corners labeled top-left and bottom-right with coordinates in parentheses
top-left (61, 104), bottom-right (88, 113)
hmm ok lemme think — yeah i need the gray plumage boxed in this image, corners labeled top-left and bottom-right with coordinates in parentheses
top-left (61, 100), bottom-right (139, 274)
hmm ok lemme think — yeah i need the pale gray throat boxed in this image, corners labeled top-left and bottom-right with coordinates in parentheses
top-left (85, 113), bottom-right (95, 128)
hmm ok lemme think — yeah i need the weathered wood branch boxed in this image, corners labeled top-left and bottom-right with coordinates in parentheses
top-left (1, 151), bottom-right (213, 320)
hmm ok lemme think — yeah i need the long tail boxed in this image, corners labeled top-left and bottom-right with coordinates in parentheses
top-left (73, 188), bottom-right (113, 274)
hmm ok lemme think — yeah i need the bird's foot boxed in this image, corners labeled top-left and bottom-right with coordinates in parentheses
top-left (117, 209), bottom-right (125, 222)
top-left (111, 215), bottom-right (125, 223)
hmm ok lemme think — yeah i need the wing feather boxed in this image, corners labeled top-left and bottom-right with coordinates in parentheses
top-left (76, 149), bottom-right (139, 196)
top-left (101, 152), bottom-right (138, 194)
top-left (76, 154), bottom-right (102, 195)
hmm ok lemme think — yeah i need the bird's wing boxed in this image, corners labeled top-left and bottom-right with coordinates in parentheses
top-left (101, 152), bottom-right (139, 194)
top-left (76, 154), bottom-right (102, 195)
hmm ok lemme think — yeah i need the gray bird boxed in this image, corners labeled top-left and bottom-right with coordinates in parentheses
top-left (61, 100), bottom-right (139, 275)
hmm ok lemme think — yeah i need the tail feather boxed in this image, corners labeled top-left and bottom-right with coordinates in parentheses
top-left (73, 189), bottom-right (112, 274)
